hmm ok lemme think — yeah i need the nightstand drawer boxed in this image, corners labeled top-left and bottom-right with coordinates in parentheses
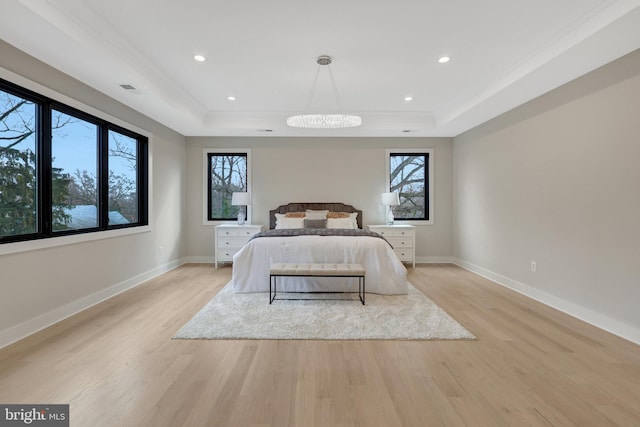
top-left (374, 228), bottom-right (413, 237)
top-left (218, 236), bottom-right (251, 249)
top-left (394, 248), bottom-right (413, 261)
top-left (386, 237), bottom-right (413, 248)
top-left (217, 248), bottom-right (239, 261)
top-left (217, 227), bottom-right (261, 238)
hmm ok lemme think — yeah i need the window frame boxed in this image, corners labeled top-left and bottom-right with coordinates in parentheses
top-left (202, 148), bottom-right (252, 225)
top-left (0, 76), bottom-right (149, 249)
top-left (105, 123), bottom-right (149, 230)
top-left (386, 148), bottom-right (434, 225)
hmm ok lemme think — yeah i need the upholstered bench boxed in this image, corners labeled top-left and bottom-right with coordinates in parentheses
top-left (269, 263), bottom-right (365, 305)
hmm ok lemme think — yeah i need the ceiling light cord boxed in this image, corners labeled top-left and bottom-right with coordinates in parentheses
top-left (286, 55), bottom-right (362, 129)
top-left (303, 60), bottom-right (345, 115)
top-left (326, 65), bottom-right (345, 113)
top-left (303, 64), bottom-right (323, 114)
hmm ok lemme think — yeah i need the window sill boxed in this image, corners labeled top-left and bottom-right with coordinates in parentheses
top-left (392, 219), bottom-right (434, 226)
top-left (0, 225), bottom-right (151, 256)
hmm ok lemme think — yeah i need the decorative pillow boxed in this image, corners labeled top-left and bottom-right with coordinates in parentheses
top-left (326, 211), bottom-right (350, 218)
top-left (285, 211), bottom-right (306, 218)
top-left (275, 213), bottom-right (304, 229)
top-left (305, 209), bottom-right (329, 219)
top-left (327, 218), bottom-right (356, 229)
top-left (303, 218), bottom-right (327, 229)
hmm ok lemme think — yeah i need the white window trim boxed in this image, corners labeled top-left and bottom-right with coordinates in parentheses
top-left (202, 148), bottom-right (252, 225)
top-left (385, 148), bottom-right (434, 225)
top-left (0, 226), bottom-right (152, 256)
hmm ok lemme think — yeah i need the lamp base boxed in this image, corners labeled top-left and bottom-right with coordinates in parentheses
top-left (386, 210), bottom-right (394, 225)
top-left (237, 211), bottom-right (246, 226)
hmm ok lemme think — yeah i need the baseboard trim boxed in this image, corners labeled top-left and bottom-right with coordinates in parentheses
top-left (0, 258), bottom-right (186, 350)
top-left (453, 258), bottom-right (640, 345)
top-left (183, 256), bottom-right (215, 264)
top-left (415, 256), bottom-right (454, 264)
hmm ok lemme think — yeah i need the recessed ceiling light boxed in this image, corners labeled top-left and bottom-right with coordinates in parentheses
top-left (227, 96), bottom-right (236, 101)
top-left (193, 54), bottom-right (206, 62)
top-left (438, 56), bottom-right (450, 64)
top-left (404, 96), bottom-right (413, 102)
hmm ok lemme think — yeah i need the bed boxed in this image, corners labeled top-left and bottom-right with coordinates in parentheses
top-left (231, 203), bottom-right (408, 295)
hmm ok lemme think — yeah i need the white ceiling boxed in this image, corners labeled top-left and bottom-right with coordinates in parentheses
top-left (2, 0), bottom-right (640, 137)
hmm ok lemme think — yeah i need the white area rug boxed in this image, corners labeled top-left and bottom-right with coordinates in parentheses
top-left (173, 281), bottom-right (475, 340)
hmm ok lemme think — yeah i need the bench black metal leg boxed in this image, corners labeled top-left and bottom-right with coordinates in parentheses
top-left (269, 275), bottom-right (277, 304)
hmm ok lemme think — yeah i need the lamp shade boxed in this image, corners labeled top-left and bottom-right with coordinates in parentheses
top-left (381, 192), bottom-right (400, 206)
top-left (231, 191), bottom-right (251, 206)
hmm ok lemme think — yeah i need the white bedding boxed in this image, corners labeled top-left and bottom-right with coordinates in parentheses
top-left (232, 234), bottom-right (408, 294)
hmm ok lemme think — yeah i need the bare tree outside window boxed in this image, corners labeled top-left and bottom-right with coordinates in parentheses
top-left (0, 91), bottom-right (38, 237)
top-left (208, 153), bottom-right (247, 220)
top-left (108, 130), bottom-right (139, 223)
top-left (51, 109), bottom-right (98, 231)
top-left (1, 91), bottom-right (74, 236)
top-left (389, 153), bottom-right (428, 220)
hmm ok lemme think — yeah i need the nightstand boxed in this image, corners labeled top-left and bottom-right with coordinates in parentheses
top-left (215, 224), bottom-right (264, 269)
top-left (368, 225), bottom-right (416, 267)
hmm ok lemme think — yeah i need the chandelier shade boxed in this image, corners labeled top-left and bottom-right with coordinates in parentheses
top-left (287, 55), bottom-right (362, 129)
top-left (286, 114), bottom-right (362, 129)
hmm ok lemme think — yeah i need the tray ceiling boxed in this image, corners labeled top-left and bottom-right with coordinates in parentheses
top-left (2, 0), bottom-right (640, 137)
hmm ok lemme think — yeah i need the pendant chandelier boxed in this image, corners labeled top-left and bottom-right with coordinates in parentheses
top-left (286, 55), bottom-right (362, 129)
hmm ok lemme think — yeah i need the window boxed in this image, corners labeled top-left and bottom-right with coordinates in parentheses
top-left (0, 89), bottom-right (37, 238)
top-left (108, 129), bottom-right (142, 225)
top-left (206, 151), bottom-right (249, 221)
top-left (387, 149), bottom-right (433, 223)
top-left (51, 108), bottom-right (99, 231)
top-left (0, 78), bottom-right (148, 244)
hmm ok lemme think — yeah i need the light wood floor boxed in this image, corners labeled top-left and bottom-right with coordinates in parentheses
top-left (1, 264), bottom-right (639, 426)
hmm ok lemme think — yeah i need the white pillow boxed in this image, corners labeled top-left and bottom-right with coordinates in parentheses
top-left (305, 209), bottom-right (329, 220)
top-left (348, 212), bottom-right (358, 228)
top-left (275, 213), bottom-right (304, 229)
top-left (327, 218), bottom-right (356, 229)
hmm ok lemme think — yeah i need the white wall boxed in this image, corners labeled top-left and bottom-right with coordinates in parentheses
top-left (185, 137), bottom-right (454, 263)
top-left (453, 49), bottom-right (640, 343)
top-left (0, 41), bottom-right (187, 347)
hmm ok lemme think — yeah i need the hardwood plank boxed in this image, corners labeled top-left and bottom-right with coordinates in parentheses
top-left (1, 263), bottom-right (639, 426)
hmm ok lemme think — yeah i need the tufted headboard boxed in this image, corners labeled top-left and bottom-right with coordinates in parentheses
top-left (269, 202), bottom-right (363, 229)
